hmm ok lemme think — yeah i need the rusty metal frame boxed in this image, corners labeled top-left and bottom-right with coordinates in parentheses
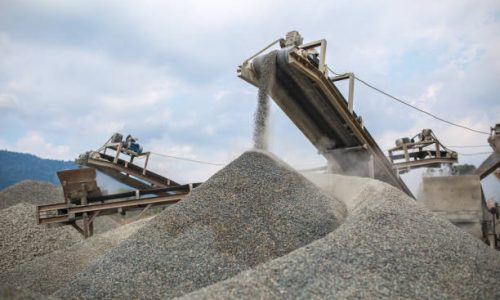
top-left (37, 193), bottom-right (186, 224)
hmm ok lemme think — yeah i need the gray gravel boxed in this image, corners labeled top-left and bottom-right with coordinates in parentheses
top-left (183, 179), bottom-right (500, 300)
top-left (0, 180), bottom-right (63, 209)
top-left (0, 203), bottom-right (82, 272)
top-left (0, 286), bottom-right (55, 300)
top-left (54, 150), bottom-right (346, 299)
top-left (0, 217), bottom-right (152, 296)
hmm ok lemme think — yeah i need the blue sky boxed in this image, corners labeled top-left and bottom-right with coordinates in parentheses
top-left (0, 0), bottom-right (499, 198)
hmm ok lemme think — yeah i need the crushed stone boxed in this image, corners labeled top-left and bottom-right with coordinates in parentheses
top-left (183, 179), bottom-right (500, 300)
top-left (54, 150), bottom-right (346, 299)
top-left (0, 203), bottom-right (82, 272)
top-left (0, 217), bottom-right (152, 295)
top-left (0, 180), bottom-right (63, 210)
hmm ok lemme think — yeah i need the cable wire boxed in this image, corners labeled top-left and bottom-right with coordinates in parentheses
top-left (150, 152), bottom-right (225, 166)
top-left (456, 152), bottom-right (493, 156)
top-left (446, 145), bottom-right (491, 148)
top-left (326, 66), bottom-right (490, 135)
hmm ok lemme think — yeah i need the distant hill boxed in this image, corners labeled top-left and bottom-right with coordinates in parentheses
top-left (0, 150), bottom-right (129, 192)
top-left (0, 150), bottom-right (76, 190)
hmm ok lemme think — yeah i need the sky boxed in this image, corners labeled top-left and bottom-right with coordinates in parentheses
top-left (0, 0), bottom-right (499, 199)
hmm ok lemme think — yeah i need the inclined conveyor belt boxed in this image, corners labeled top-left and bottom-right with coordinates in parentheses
top-left (239, 47), bottom-right (412, 196)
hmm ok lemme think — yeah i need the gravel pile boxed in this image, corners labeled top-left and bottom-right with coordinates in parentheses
top-left (54, 150), bottom-right (346, 299)
top-left (0, 180), bottom-right (63, 209)
top-left (0, 203), bottom-right (82, 272)
top-left (184, 179), bottom-right (500, 299)
top-left (0, 217), bottom-right (152, 295)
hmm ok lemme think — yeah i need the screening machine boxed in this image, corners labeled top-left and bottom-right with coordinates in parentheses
top-left (239, 31), bottom-right (412, 196)
top-left (36, 134), bottom-right (190, 238)
top-left (388, 129), bottom-right (458, 174)
top-left (76, 133), bottom-right (179, 189)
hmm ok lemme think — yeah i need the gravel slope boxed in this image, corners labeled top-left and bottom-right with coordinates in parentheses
top-left (0, 180), bottom-right (63, 209)
top-left (0, 217), bottom-right (152, 295)
top-left (0, 203), bottom-right (82, 272)
top-left (54, 150), bottom-right (346, 299)
top-left (183, 179), bottom-right (500, 300)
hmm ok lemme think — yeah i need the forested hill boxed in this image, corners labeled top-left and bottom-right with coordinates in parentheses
top-left (0, 150), bottom-right (76, 189)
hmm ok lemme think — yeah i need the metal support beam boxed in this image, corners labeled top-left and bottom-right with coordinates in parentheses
top-left (330, 73), bottom-right (355, 113)
top-left (299, 39), bottom-right (327, 75)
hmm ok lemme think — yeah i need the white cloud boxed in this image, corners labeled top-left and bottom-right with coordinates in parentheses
top-left (423, 83), bottom-right (442, 100)
top-left (3, 131), bottom-right (72, 160)
top-left (0, 94), bottom-right (18, 112)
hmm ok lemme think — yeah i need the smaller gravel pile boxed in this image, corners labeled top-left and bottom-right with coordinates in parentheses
top-left (0, 203), bottom-right (82, 272)
top-left (54, 150), bottom-right (346, 299)
top-left (0, 180), bottom-right (63, 209)
top-left (184, 179), bottom-right (500, 299)
top-left (0, 217), bottom-right (152, 295)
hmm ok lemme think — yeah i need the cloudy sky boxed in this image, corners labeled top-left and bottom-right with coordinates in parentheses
top-left (0, 0), bottom-right (499, 198)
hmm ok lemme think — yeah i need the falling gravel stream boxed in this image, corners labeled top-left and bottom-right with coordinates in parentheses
top-left (253, 51), bottom-right (277, 150)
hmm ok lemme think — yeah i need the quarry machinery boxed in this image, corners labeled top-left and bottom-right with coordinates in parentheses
top-left (418, 123), bottom-right (499, 248)
top-left (474, 123), bottom-right (500, 180)
top-left (239, 32), bottom-right (500, 247)
top-left (76, 133), bottom-right (179, 190)
top-left (36, 167), bottom-right (200, 238)
top-left (476, 123), bottom-right (500, 248)
top-left (387, 128), bottom-right (458, 174)
top-left (37, 134), bottom-right (199, 238)
top-left (238, 31), bottom-right (412, 196)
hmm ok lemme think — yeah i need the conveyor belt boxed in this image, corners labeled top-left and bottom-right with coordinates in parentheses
top-left (78, 152), bottom-right (179, 189)
top-left (37, 192), bottom-right (187, 225)
top-left (239, 47), bottom-right (412, 196)
top-left (474, 152), bottom-right (500, 180)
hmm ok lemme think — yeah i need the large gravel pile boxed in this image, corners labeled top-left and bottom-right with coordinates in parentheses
top-left (0, 180), bottom-right (63, 209)
top-left (184, 179), bottom-right (500, 299)
top-left (0, 217), bottom-right (152, 295)
top-left (54, 150), bottom-right (346, 299)
top-left (0, 203), bottom-right (82, 271)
